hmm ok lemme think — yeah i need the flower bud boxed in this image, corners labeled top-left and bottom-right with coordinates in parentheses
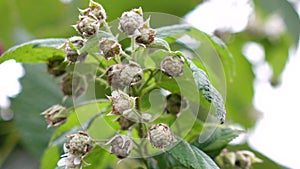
top-left (46, 55), bottom-right (66, 77)
top-left (64, 36), bottom-right (85, 62)
top-left (107, 135), bottom-right (133, 159)
top-left (108, 90), bottom-right (136, 115)
top-left (160, 56), bottom-right (184, 77)
top-left (64, 131), bottom-right (93, 157)
top-left (118, 7), bottom-right (144, 37)
top-left (61, 73), bottom-right (87, 97)
top-left (80, 0), bottom-right (107, 21)
top-left (165, 93), bottom-right (189, 116)
top-left (99, 38), bottom-right (122, 60)
top-left (74, 16), bottom-right (99, 38)
top-left (148, 123), bottom-right (176, 149)
top-left (120, 62), bottom-right (143, 86)
top-left (41, 105), bottom-right (68, 128)
top-left (107, 64), bottom-right (125, 89)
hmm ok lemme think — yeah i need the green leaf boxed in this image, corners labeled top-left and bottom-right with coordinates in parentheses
top-left (226, 35), bottom-right (258, 129)
top-left (156, 24), bottom-right (192, 39)
top-left (83, 145), bottom-right (116, 169)
top-left (187, 59), bottom-right (226, 124)
top-left (0, 38), bottom-right (65, 64)
top-left (262, 33), bottom-right (291, 85)
top-left (40, 146), bottom-right (60, 169)
top-left (168, 140), bottom-right (220, 169)
top-left (175, 28), bottom-right (235, 82)
top-left (79, 31), bottom-right (114, 54)
top-left (254, 0), bottom-right (300, 45)
top-left (193, 124), bottom-right (243, 157)
top-left (149, 37), bottom-right (171, 51)
top-left (49, 100), bottom-right (110, 146)
top-left (10, 64), bottom-right (65, 158)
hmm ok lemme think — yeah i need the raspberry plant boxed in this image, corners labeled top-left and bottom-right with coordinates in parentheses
top-left (0, 1), bottom-right (263, 169)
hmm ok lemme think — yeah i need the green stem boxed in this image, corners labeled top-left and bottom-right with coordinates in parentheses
top-left (90, 53), bottom-right (102, 64)
top-left (140, 83), bottom-right (157, 99)
top-left (121, 51), bottom-right (132, 60)
top-left (95, 77), bottom-right (108, 86)
top-left (131, 37), bottom-right (135, 53)
top-left (138, 69), bottom-right (159, 92)
top-left (103, 20), bottom-right (112, 34)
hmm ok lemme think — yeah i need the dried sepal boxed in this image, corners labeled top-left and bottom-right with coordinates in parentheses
top-left (41, 105), bottom-right (68, 128)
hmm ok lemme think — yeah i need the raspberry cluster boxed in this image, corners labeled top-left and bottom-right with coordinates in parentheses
top-left (43, 0), bottom-right (191, 166)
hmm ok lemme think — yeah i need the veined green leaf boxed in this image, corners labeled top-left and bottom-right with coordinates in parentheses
top-left (0, 38), bottom-right (65, 64)
top-left (193, 124), bottom-right (243, 157)
top-left (187, 59), bottom-right (226, 124)
top-left (168, 140), bottom-right (220, 169)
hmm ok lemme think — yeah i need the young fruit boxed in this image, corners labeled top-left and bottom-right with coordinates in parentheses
top-left (148, 123), bottom-right (176, 149)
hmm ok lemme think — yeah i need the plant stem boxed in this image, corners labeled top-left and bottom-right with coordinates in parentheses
top-left (103, 20), bottom-right (112, 34)
top-left (121, 51), bottom-right (132, 60)
top-left (131, 37), bottom-right (135, 53)
top-left (95, 77), bottom-right (108, 86)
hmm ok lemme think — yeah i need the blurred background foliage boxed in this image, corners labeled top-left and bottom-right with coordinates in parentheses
top-left (0, 0), bottom-right (299, 168)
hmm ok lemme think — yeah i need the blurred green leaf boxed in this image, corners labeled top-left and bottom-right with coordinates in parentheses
top-left (254, 0), bottom-right (300, 45)
top-left (10, 64), bottom-right (64, 158)
top-left (193, 124), bottom-right (243, 157)
top-left (262, 33), bottom-right (291, 85)
top-left (0, 39), bottom-right (65, 64)
top-left (226, 36), bottom-right (258, 129)
top-left (168, 140), bottom-right (220, 169)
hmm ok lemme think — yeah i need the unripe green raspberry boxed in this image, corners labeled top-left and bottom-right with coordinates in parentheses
top-left (64, 36), bottom-right (85, 62)
top-left (74, 16), bottom-right (99, 38)
top-left (80, 0), bottom-right (107, 21)
top-left (41, 105), bottom-right (68, 128)
top-left (64, 131), bottom-right (93, 157)
top-left (99, 38), bottom-right (122, 60)
top-left (46, 55), bottom-right (66, 77)
top-left (117, 116), bottom-right (135, 130)
top-left (107, 135), bottom-right (133, 159)
top-left (118, 7), bottom-right (144, 37)
top-left (119, 62), bottom-right (143, 86)
top-left (61, 73), bottom-right (87, 97)
top-left (108, 90), bottom-right (136, 115)
top-left (107, 64), bottom-right (125, 89)
top-left (148, 123), bottom-right (176, 149)
top-left (165, 93), bottom-right (189, 116)
top-left (160, 56), bottom-right (184, 77)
